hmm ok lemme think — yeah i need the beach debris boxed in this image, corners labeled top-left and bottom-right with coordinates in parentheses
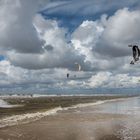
top-left (129, 44), bottom-right (140, 64)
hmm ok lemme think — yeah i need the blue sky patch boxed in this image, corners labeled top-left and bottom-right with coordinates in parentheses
top-left (40, 0), bottom-right (139, 32)
top-left (0, 55), bottom-right (5, 61)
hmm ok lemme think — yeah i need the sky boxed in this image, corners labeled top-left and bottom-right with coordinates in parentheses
top-left (0, 0), bottom-right (140, 94)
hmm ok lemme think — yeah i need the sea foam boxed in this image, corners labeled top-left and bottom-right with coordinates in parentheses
top-left (0, 107), bottom-right (62, 128)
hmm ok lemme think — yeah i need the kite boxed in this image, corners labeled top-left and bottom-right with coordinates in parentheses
top-left (129, 45), bottom-right (140, 64)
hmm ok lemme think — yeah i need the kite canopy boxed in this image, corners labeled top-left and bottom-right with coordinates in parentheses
top-left (132, 45), bottom-right (140, 62)
top-left (129, 45), bottom-right (140, 64)
top-left (75, 62), bottom-right (81, 71)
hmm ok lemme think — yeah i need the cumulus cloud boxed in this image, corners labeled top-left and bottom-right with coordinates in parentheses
top-left (71, 20), bottom-right (104, 63)
top-left (0, 0), bottom-right (47, 53)
top-left (5, 14), bottom-right (91, 70)
top-left (1, 1), bottom-right (140, 71)
top-left (0, 60), bottom-right (139, 94)
top-left (0, 0), bottom-right (140, 93)
top-left (0, 60), bottom-right (91, 93)
top-left (71, 8), bottom-right (140, 73)
top-left (96, 8), bottom-right (140, 57)
top-left (87, 72), bottom-right (140, 88)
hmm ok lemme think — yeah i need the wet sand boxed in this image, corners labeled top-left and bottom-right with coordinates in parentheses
top-left (0, 96), bottom-right (139, 140)
top-left (0, 114), bottom-right (124, 140)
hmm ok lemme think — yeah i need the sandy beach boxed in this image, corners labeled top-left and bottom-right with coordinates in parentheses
top-left (0, 95), bottom-right (139, 140)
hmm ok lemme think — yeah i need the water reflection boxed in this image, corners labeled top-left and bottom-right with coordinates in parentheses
top-left (97, 97), bottom-right (140, 115)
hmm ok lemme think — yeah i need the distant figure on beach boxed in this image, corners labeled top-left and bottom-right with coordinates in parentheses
top-left (129, 44), bottom-right (140, 64)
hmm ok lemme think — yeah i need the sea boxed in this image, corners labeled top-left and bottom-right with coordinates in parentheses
top-left (0, 94), bottom-right (140, 139)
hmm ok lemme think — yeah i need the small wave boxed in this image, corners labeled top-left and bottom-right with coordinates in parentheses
top-left (0, 99), bottom-right (19, 108)
top-left (63, 100), bottom-right (106, 111)
top-left (62, 97), bottom-right (131, 111)
top-left (0, 107), bottom-right (62, 128)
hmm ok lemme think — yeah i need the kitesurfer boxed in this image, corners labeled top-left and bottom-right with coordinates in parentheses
top-left (67, 73), bottom-right (69, 78)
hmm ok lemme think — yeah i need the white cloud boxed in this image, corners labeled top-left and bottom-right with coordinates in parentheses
top-left (0, 0), bottom-right (140, 93)
top-left (87, 72), bottom-right (140, 88)
top-left (96, 8), bottom-right (140, 57)
top-left (6, 14), bottom-right (91, 70)
top-left (0, 59), bottom-right (139, 93)
top-left (71, 20), bottom-right (104, 63)
top-left (87, 72), bottom-right (111, 87)
top-left (0, 0), bottom-right (47, 53)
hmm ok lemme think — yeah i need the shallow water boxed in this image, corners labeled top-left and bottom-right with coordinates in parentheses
top-left (98, 97), bottom-right (140, 115)
top-left (57, 97), bottom-right (140, 140)
top-left (0, 97), bottom-right (140, 140)
top-left (96, 97), bottom-right (140, 140)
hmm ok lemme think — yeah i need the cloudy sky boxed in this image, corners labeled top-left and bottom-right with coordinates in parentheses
top-left (0, 0), bottom-right (140, 94)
